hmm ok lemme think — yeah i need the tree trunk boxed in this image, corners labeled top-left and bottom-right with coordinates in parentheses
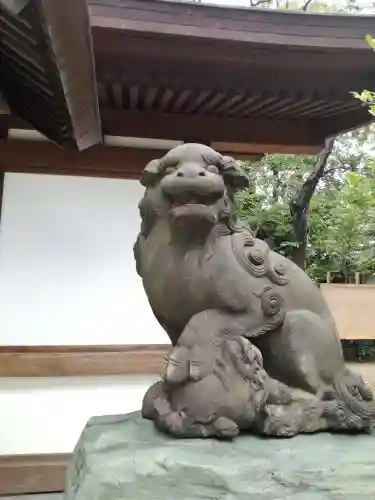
top-left (271, 165), bottom-right (279, 203)
top-left (289, 138), bottom-right (335, 269)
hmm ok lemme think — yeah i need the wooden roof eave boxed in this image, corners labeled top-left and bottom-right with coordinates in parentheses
top-left (33, 0), bottom-right (103, 150)
top-left (89, 0), bottom-right (375, 147)
top-left (88, 0), bottom-right (375, 51)
top-left (0, 0), bottom-right (103, 150)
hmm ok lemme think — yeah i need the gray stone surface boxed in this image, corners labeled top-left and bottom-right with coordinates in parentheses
top-left (1, 496), bottom-right (62, 500)
top-left (65, 411), bottom-right (375, 500)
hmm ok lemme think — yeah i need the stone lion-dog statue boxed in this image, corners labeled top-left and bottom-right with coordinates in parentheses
top-left (134, 143), bottom-right (375, 438)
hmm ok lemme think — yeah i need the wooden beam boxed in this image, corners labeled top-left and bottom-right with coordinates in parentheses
top-left (33, 0), bottom-right (103, 150)
top-left (93, 28), bottom-right (374, 73)
top-left (0, 344), bottom-right (170, 377)
top-left (101, 109), bottom-right (324, 154)
top-left (1, 0), bottom-right (102, 149)
top-left (212, 141), bottom-right (318, 156)
top-left (0, 139), bottom-right (314, 181)
top-left (0, 453), bottom-right (69, 495)
top-left (321, 108), bottom-right (375, 137)
top-left (89, 0), bottom-right (375, 51)
top-left (0, 337), bottom-right (372, 377)
top-left (0, 139), bottom-right (167, 179)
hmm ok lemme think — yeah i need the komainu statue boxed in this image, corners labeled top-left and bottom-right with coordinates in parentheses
top-left (134, 143), bottom-right (375, 438)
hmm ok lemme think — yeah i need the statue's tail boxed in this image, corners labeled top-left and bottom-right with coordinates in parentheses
top-left (332, 369), bottom-right (375, 422)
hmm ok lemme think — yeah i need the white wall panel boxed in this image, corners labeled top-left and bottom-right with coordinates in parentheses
top-left (0, 173), bottom-right (168, 345)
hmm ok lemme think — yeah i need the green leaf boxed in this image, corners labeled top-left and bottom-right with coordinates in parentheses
top-left (365, 34), bottom-right (375, 50)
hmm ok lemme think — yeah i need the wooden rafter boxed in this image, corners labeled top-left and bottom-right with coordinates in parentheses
top-left (100, 109), bottom-right (325, 153)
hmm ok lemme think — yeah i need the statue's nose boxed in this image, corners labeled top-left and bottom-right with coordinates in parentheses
top-left (176, 163), bottom-right (206, 178)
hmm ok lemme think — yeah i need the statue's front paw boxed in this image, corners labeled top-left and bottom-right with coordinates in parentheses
top-left (213, 417), bottom-right (239, 439)
top-left (154, 396), bottom-right (172, 417)
top-left (142, 381), bottom-right (165, 419)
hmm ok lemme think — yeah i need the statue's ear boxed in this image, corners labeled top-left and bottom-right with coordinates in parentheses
top-left (140, 159), bottom-right (162, 187)
top-left (221, 156), bottom-right (250, 191)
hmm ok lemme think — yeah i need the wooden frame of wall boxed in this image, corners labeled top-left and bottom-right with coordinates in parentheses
top-left (0, 344), bottom-right (170, 377)
top-left (0, 454), bottom-right (70, 495)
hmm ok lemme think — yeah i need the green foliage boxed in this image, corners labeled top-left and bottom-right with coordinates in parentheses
top-left (308, 170), bottom-right (375, 281)
top-left (234, 0), bottom-right (375, 282)
top-left (365, 34), bottom-right (375, 50)
top-left (248, 0), bottom-right (365, 12)
top-left (353, 90), bottom-right (375, 116)
top-left (352, 35), bottom-right (375, 114)
top-left (236, 125), bottom-right (375, 283)
top-left (342, 340), bottom-right (375, 363)
top-left (236, 154), bottom-right (314, 256)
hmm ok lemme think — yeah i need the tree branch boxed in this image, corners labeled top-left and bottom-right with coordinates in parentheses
top-left (292, 137), bottom-right (335, 211)
top-left (289, 137), bottom-right (335, 268)
top-left (249, 0), bottom-right (271, 7)
top-left (301, 0), bottom-right (315, 11)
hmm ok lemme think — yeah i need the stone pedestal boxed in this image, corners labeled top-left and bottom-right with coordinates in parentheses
top-left (65, 411), bottom-right (375, 500)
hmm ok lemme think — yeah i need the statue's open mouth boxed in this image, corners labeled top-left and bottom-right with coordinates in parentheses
top-left (164, 192), bottom-right (222, 223)
top-left (164, 192), bottom-right (221, 208)
top-left (160, 174), bottom-right (225, 222)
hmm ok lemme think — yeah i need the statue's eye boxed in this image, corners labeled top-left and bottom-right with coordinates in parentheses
top-left (169, 357), bottom-right (181, 366)
top-left (165, 166), bottom-right (176, 175)
top-left (206, 165), bottom-right (219, 175)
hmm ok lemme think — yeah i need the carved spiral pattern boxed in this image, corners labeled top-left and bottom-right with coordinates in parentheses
top-left (334, 370), bottom-right (375, 420)
top-left (227, 216), bottom-right (243, 234)
top-left (231, 231), bottom-right (289, 287)
top-left (243, 233), bottom-right (256, 246)
top-left (248, 249), bottom-right (267, 277)
top-left (275, 263), bottom-right (286, 275)
top-left (266, 262), bottom-right (289, 286)
top-left (260, 287), bottom-right (284, 317)
top-left (245, 286), bottom-right (286, 339)
top-left (214, 222), bottom-right (232, 237)
top-left (249, 248), bottom-right (265, 265)
top-left (231, 233), bottom-right (267, 278)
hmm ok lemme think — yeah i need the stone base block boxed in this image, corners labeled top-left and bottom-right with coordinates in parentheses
top-left (64, 411), bottom-right (375, 500)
